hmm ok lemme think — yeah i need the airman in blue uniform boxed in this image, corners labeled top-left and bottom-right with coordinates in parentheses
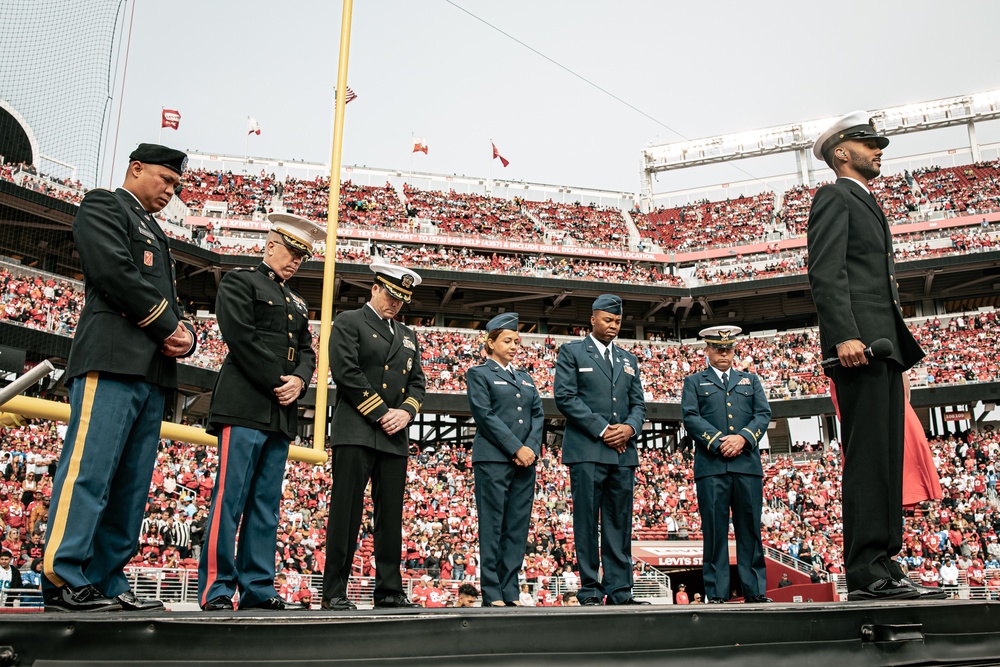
top-left (554, 294), bottom-right (647, 606)
top-left (466, 312), bottom-right (544, 606)
top-left (681, 326), bottom-right (771, 603)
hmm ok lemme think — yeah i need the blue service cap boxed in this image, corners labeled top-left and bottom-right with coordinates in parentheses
top-left (486, 312), bottom-right (519, 333)
top-left (592, 294), bottom-right (623, 315)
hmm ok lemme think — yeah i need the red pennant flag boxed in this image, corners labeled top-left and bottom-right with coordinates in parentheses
top-left (161, 109), bottom-right (181, 130)
top-left (492, 142), bottom-right (509, 168)
top-left (413, 137), bottom-right (428, 154)
top-left (335, 86), bottom-right (358, 104)
top-left (247, 117), bottom-right (261, 135)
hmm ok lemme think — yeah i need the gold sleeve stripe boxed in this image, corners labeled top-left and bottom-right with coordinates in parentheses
top-left (357, 394), bottom-right (382, 413)
top-left (138, 299), bottom-right (168, 328)
top-left (706, 432), bottom-right (721, 446)
top-left (44, 371), bottom-right (100, 588)
top-left (741, 427), bottom-right (759, 445)
top-left (403, 397), bottom-right (421, 412)
top-left (359, 396), bottom-right (385, 416)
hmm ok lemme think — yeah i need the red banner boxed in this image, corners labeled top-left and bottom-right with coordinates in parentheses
top-left (161, 109), bottom-right (181, 130)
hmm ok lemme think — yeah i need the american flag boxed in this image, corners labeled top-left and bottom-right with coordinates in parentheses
top-left (335, 86), bottom-right (358, 105)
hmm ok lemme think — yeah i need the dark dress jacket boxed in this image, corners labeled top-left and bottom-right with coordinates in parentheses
top-left (66, 188), bottom-right (196, 385)
top-left (207, 263), bottom-right (315, 438)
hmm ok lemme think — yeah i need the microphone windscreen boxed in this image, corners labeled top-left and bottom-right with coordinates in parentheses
top-left (868, 338), bottom-right (894, 359)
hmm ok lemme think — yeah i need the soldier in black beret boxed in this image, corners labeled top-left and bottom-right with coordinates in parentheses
top-left (197, 213), bottom-right (321, 612)
top-left (321, 262), bottom-right (426, 610)
top-left (43, 143), bottom-right (196, 612)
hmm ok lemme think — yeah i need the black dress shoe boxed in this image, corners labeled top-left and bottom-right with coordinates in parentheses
top-left (373, 593), bottom-right (420, 608)
top-left (898, 578), bottom-right (949, 600)
top-left (322, 596), bottom-right (358, 610)
top-left (201, 595), bottom-right (234, 611)
top-left (116, 590), bottom-right (165, 611)
top-left (607, 597), bottom-right (651, 605)
top-left (847, 578), bottom-right (920, 601)
top-left (744, 595), bottom-right (773, 603)
top-left (239, 595), bottom-right (306, 611)
top-left (707, 598), bottom-right (727, 604)
top-left (45, 584), bottom-right (122, 612)
top-left (579, 596), bottom-right (604, 606)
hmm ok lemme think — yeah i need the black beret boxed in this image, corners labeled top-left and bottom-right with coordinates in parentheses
top-left (129, 143), bottom-right (188, 175)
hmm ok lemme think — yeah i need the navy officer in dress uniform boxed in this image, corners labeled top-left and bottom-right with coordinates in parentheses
top-left (807, 112), bottom-right (942, 602)
top-left (553, 294), bottom-right (647, 606)
top-left (198, 213), bottom-right (321, 612)
top-left (44, 143), bottom-right (196, 612)
top-left (466, 312), bottom-right (544, 606)
top-left (321, 262), bottom-right (426, 610)
top-left (681, 326), bottom-right (771, 603)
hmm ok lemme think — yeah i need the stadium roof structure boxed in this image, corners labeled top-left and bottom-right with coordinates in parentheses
top-left (640, 89), bottom-right (1000, 204)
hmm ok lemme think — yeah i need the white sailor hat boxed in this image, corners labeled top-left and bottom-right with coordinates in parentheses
top-left (370, 261), bottom-right (421, 303)
top-left (812, 110), bottom-right (889, 163)
top-left (267, 212), bottom-right (324, 255)
top-left (699, 325), bottom-right (743, 348)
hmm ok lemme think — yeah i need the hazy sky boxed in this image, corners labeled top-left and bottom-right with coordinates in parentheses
top-left (103, 0), bottom-right (1000, 194)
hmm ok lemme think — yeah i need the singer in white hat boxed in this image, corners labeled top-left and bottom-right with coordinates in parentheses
top-left (806, 111), bottom-right (940, 602)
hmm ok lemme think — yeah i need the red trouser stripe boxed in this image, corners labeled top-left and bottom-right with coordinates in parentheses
top-left (200, 426), bottom-right (230, 607)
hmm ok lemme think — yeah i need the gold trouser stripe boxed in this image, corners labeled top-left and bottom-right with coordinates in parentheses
top-left (359, 396), bottom-right (385, 416)
top-left (357, 394), bottom-right (381, 413)
top-left (44, 372), bottom-right (100, 587)
top-left (138, 299), bottom-right (168, 328)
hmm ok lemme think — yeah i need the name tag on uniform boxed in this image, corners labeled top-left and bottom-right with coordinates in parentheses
top-left (738, 378), bottom-right (752, 385)
top-left (699, 382), bottom-right (714, 386)
top-left (521, 380), bottom-right (533, 387)
top-left (579, 367), bottom-right (593, 373)
top-left (402, 337), bottom-right (416, 351)
top-left (137, 223), bottom-right (156, 239)
top-left (623, 365), bottom-right (635, 376)
top-left (494, 380), bottom-right (509, 385)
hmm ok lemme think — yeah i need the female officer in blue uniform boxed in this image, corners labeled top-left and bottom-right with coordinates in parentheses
top-left (466, 313), bottom-right (544, 607)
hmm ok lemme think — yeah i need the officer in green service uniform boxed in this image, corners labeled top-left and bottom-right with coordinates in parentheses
top-left (44, 143), bottom-right (196, 612)
top-left (198, 213), bottom-right (321, 612)
top-left (321, 262), bottom-right (426, 611)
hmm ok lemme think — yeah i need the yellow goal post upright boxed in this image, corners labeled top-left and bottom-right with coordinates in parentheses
top-left (312, 0), bottom-right (356, 462)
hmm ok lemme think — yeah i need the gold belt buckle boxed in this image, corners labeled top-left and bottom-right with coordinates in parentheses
top-left (287, 347), bottom-right (295, 362)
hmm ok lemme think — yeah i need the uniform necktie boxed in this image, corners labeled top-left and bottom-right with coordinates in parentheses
top-left (722, 372), bottom-right (730, 387)
top-left (383, 318), bottom-right (394, 337)
top-left (605, 348), bottom-right (613, 375)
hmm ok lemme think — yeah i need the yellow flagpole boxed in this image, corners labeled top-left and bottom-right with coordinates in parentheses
top-left (0, 395), bottom-right (327, 465)
top-left (313, 0), bottom-right (354, 456)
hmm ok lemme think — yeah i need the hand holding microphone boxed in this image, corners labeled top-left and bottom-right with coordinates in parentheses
top-left (820, 338), bottom-right (893, 369)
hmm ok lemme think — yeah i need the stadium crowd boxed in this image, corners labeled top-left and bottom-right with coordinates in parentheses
top-left (3, 417), bottom-right (1000, 605)
top-left (3, 264), bottom-right (998, 401)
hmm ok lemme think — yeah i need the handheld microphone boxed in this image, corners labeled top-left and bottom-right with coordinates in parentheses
top-left (819, 338), bottom-right (893, 369)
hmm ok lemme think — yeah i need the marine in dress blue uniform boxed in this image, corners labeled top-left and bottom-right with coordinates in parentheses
top-left (807, 113), bottom-right (941, 602)
top-left (321, 262), bottom-right (426, 610)
top-left (680, 326), bottom-right (771, 603)
top-left (44, 144), bottom-right (196, 612)
top-left (198, 213), bottom-right (320, 612)
top-left (553, 294), bottom-right (647, 605)
top-left (466, 313), bottom-right (544, 606)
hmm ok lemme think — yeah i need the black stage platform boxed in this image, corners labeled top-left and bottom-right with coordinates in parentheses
top-left (3, 601), bottom-right (1000, 666)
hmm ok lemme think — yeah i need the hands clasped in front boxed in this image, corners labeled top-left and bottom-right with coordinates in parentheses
top-left (379, 408), bottom-right (411, 436)
top-left (602, 424), bottom-right (635, 454)
top-left (161, 323), bottom-right (193, 357)
top-left (274, 375), bottom-right (304, 406)
top-left (718, 434), bottom-right (747, 458)
top-left (513, 446), bottom-right (536, 467)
